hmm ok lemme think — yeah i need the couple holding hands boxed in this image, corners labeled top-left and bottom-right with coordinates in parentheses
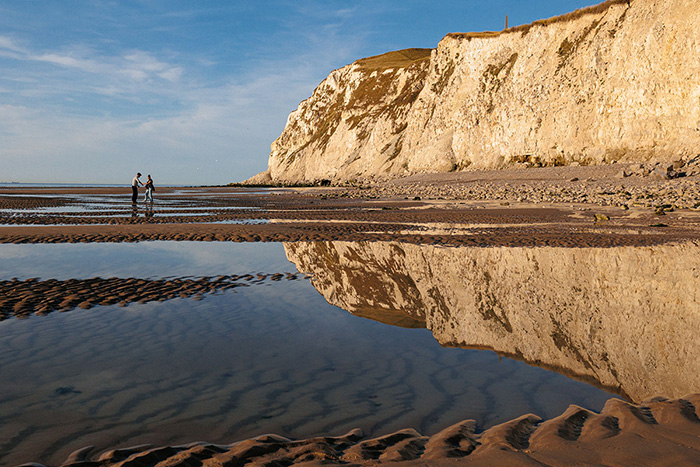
top-left (131, 172), bottom-right (155, 203)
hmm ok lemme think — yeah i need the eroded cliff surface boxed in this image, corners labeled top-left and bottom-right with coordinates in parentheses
top-left (284, 241), bottom-right (700, 402)
top-left (259, 48), bottom-right (431, 184)
top-left (257, 0), bottom-right (700, 184)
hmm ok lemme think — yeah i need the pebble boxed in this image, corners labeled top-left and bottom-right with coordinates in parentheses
top-left (336, 163), bottom-right (700, 211)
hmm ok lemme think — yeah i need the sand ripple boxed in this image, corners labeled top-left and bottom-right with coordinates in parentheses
top-left (0, 273), bottom-right (306, 320)
top-left (33, 394), bottom-right (700, 467)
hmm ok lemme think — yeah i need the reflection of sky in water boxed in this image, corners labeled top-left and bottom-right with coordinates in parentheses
top-left (0, 192), bottom-right (262, 217)
top-left (208, 219), bottom-right (270, 225)
top-left (0, 266), bottom-right (619, 465)
top-left (0, 242), bottom-right (292, 280)
top-left (0, 205), bottom-right (261, 214)
top-left (165, 189), bottom-right (287, 196)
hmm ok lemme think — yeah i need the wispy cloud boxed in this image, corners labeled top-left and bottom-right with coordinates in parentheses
top-left (122, 51), bottom-right (183, 82)
top-left (0, 34), bottom-right (27, 59)
top-left (0, 1), bottom-right (392, 184)
top-left (0, 35), bottom-right (21, 50)
top-left (0, 36), bottom-right (186, 105)
top-left (33, 52), bottom-right (105, 73)
top-left (0, 33), bottom-right (340, 184)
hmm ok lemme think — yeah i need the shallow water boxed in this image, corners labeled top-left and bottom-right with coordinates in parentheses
top-left (0, 242), bottom-right (289, 280)
top-left (0, 191), bottom-right (263, 226)
top-left (0, 241), bottom-right (620, 465)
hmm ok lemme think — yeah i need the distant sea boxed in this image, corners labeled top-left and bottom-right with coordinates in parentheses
top-left (0, 183), bottom-right (189, 188)
top-left (0, 182), bottom-right (123, 188)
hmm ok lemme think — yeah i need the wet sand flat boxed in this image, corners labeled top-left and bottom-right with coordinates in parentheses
top-left (41, 395), bottom-right (700, 467)
top-left (1, 169), bottom-right (700, 466)
top-left (0, 242), bottom-right (621, 465)
top-left (1, 182), bottom-right (699, 248)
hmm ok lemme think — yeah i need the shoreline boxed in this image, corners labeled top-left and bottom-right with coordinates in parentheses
top-left (2, 166), bottom-right (700, 466)
top-left (0, 164), bottom-right (698, 241)
top-left (2, 167), bottom-right (700, 247)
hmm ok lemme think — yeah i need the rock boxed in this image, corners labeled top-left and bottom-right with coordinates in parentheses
top-left (649, 167), bottom-right (670, 180)
top-left (242, 170), bottom-right (272, 185)
top-left (259, 0), bottom-right (700, 184)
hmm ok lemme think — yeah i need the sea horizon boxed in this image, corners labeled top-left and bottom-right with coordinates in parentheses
top-left (0, 182), bottom-right (205, 188)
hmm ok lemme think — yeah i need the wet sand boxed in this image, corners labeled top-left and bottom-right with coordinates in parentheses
top-left (0, 273), bottom-right (304, 321)
top-left (43, 395), bottom-right (700, 467)
top-left (2, 167), bottom-right (700, 466)
top-left (1, 182), bottom-right (699, 248)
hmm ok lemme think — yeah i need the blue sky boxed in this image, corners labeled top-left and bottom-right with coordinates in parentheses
top-left (0, 0), bottom-right (602, 185)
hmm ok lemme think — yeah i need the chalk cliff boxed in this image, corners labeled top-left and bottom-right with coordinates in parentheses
top-left (284, 241), bottom-right (700, 402)
top-left (253, 0), bottom-right (700, 184)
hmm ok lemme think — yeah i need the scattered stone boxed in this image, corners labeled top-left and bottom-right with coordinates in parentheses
top-left (649, 167), bottom-right (670, 181)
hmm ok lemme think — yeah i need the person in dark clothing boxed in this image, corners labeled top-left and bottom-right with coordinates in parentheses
top-left (131, 172), bottom-right (143, 203)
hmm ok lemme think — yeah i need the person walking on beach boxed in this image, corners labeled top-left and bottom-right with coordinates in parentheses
top-left (144, 174), bottom-right (155, 203)
top-left (131, 172), bottom-right (143, 204)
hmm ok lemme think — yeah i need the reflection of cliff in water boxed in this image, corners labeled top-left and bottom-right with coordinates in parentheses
top-left (284, 241), bottom-right (700, 403)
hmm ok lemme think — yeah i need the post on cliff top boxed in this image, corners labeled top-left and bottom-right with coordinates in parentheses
top-left (505, 15), bottom-right (509, 30)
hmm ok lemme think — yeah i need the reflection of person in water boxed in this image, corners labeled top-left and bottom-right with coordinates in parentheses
top-left (144, 174), bottom-right (154, 203)
top-left (145, 202), bottom-right (154, 219)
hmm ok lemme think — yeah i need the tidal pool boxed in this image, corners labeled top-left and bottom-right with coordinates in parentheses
top-left (0, 191), bottom-right (264, 227)
top-left (0, 241), bottom-right (625, 465)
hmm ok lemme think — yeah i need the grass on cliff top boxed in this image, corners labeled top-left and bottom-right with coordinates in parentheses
top-left (447, 0), bottom-right (630, 40)
top-left (355, 48), bottom-right (432, 70)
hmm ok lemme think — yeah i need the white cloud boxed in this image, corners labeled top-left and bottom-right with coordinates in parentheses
top-left (0, 39), bottom-right (185, 103)
top-left (122, 51), bottom-right (183, 82)
top-left (0, 66), bottom-right (310, 183)
top-left (34, 53), bottom-right (105, 73)
top-left (157, 67), bottom-right (183, 82)
top-left (0, 3), bottom-right (377, 185)
top-left (0, 35), bottom-right (26, 54)
top-left (0, 61), bottom-right (319, 184)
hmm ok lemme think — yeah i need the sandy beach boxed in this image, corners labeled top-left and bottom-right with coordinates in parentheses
top-left (6, 0), bottom-right (700, 463)
top-left (2, 165), bottom-right (700, 466)
top-left (2, 165), bottom-right (700, 248)
top-left (42, 394), bottom-right (700, 467)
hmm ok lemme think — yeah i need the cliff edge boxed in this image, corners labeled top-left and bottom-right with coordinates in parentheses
top-left (251, 0), bottom-right (700, 184)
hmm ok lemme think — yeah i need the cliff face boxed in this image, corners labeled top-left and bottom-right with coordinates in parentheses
top-left (284, 241), bottom-right (700, 402)
top-left (263, 49), bottom-right (431, 183)
top-left (258, 0), bottom-right (700, 184)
